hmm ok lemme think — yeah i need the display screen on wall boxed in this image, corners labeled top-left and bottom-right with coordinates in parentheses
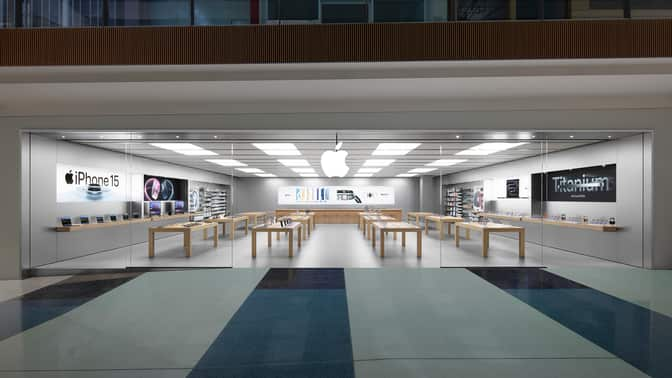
top-left (544, 164), bottom-right (616, 202)
top-left (278, 186), bottom-right (395, 205)
top-left (57, 163), bottom-right (127, 202)
top-left (143, 175), bottom-right (187, 202)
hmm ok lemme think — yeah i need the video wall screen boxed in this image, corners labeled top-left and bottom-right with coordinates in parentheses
top-left (143, 175), bottom-right (188, 202)
top-left (532, 164), bottom-right (616, 203)
top-left (278, 186), bottom-right (395, 205)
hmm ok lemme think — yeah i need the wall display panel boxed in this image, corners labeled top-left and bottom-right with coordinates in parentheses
top-left (539, 164), bottom-right (616, 202)
top-left (143, 175), bottom-right (187, 202)
top-left (278, 186), bottom-right (394, 205)
top-left (56, 163), bottom-right (127, 202)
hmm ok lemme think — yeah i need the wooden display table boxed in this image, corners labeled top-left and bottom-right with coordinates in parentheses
top-left (454, 222), bottom-right (525, 258)
top-left (276, 208), bottom-right (402, 224)
top-left (238, 212), bottom-right (268, 227)
top-left (424, 215), bottom-right (464, 239)
top-left (251, 222), bottom-right (303, 258)
top-left (358, 212), bottom-right (383, 230)
top-left (54, 213), bottom-right (194, 232)
top-left (407, 212), bottom-right (435, 225)
top-left (203, 216), bottom-right (249, 240)
top-left (363, 215), bottom-right (396, 240)
top-left (285, 215), bottom-right (311, 240)
top-left (148, 222), bottom-right (217, 258)
top-left (371, 222), bottom-right (423, 258)
top-left (478, 213), bottom-right (622, 232)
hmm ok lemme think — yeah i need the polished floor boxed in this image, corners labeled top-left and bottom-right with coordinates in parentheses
top-left (37, 224), bottom-right (622, 271)
top-left (0, 267), bottom-right (669, 377)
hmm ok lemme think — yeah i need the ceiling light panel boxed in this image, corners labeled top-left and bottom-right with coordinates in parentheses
top-left (456, 142), bottom-right (528, 156)
top-left (150, 143), bottom-right (217, 156)
top-left (396, 173), bottom-right (417, 177)
top-left (278, 159), bottom-right (311, 167)
top-left (205, 159), bottom-right (247, 167)
top-left (363, 159), bottom-right (395, 167)
top-left (358, 167), bottom-right (382, 173)
top-left (256, 173), bottom-right (277, 178)
top-left (252, 143), bottom-right (301, 156)
top-left (371, 143), bottom-right (421, 156)
top-left (426, 159), bottom-right (467, 167)
top-left (409, 168), bottom-right (437, 174)
top-left (291, 168), bottom-right (316, 173)
top-left (236, 167), bottom-right (264, 173)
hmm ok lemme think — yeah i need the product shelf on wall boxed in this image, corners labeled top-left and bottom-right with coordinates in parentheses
top-left (444, 185), bottom-right (477, 219)
top-left (201, 188), bottom-right (229, 217)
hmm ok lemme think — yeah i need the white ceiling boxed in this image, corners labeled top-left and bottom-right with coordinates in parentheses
top-left (42, 131), bottom-right (628, 178)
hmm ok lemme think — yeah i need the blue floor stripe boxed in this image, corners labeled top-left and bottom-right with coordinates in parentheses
top-left (189, 268), bottom-right (354, 378)
top-left (469, 268), bottom-right (672, 378)
top-left (0, 273), bottom-right (141, 341)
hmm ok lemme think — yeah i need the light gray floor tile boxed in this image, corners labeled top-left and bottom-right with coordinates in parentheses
top-left (344, 268), bottom-right (613, 360)
top-left (547, 266), bottom-right (672, 317)
top-left (0, 369), bottom-right (189, 378)
top-left (0, 276), bottom-right (70, 302)
top-left (355, 358), bottom-right (646, 378)
top-left (0, 269), bottom-right (266, 371)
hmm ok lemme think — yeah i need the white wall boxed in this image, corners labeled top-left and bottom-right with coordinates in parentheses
top-left (442, 135), bottom-right (648, 266)
top-left (28, 135), bottom-right (233, 267)
top-left (233, 177), bottom-right (420, 213)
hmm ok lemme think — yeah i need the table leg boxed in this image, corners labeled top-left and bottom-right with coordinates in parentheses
top-left (303, 222), bottom-right (307, 240)
top-left (268, 231), bottom-right (272, 247)
top-left (222, 223), bottom-right (226, 237)
top-left (380, 229), bottom-right (385, 257)
top-left (244, 220), bottom-right (248, 235)
top-left (466, 229), bottom-right (471, 240)
top-left (519, 229), bottom-right (526, 258)
top-left (148, 230), bottom-right (155, 258)
top-left (203, 228), bottom-right (208, 240)
top-left (298, 226), bottom-right (302, 248)
top-left (289, 230), bottom-right (294, 257)
top-left (230, 223), bottom-right (235, 240)
top-left (402, 231), bottom-right (406, 247)
top-left (307, 221), bottom-right (311, 237)
top-left (439, 222), bottom-right (444, 240)
top-left (393, 232), bottom-right (397, 241)
top-left (425, 221), bottom-right (429, 235)
top-left (372, 225), bottom-right (376, 248)
top-left (482, 231), bottom-right (489, 257)
top-left (276, 231), bottom-right (280, 241)
top-left (417, 230), bottom-right (422, 258)
top-left (252, 230), bottom-right (257, 258)
top-left (448, 223), bottom-right (452, 236)
top-left (184, 231), bottom-right (192, 257)
top-left (213, 225), bottom-right (218, 247)
top-left (455, 225), bottom-right (460, 247)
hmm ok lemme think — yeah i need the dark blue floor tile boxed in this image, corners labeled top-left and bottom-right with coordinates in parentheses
top-left (472, 268), bottom-right (672, 378)
top-left (190, 276), bottom-right (355, 378)
top-left (256, 268), bottom-right (346, 290)
top-left (468, 267), bottom-right (587, 289)
top-left (0, 273), bottom-right (141, 341)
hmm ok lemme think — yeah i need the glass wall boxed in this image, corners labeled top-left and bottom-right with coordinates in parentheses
top-left (2, 0), bottom-right (668, 28)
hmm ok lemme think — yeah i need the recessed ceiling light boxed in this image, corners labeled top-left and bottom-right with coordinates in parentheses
top-left (363, 159), bottom-right (395, 167)
top-left (371, 143), bottom-right (421, 156)
top-left (292, 167), bottom-right (316, 173)
top-left (455, 135), bottom-right (460, 139)
top-left (214, 135), bottom-right (218, 139)
top-left (205, 159), bottom-right (247, 167)
top-left (61, 135), bottom-right (66, 139)
top-left (570, 135), bottom-right (574, 139)
top-left (256, 173), bottom-right (277, 178)
top-left (456, 142), bottom-right (528, 156)
top-left (608, 135), bottom-right (612, 139)
top-left (396, 173), bottom-right (417, 177)
top-left (253, 143), bottom-right (301, 156)
top-left (409, 168), bottom-right (437, 174)
top-left (354, 173), bottom-right (374, 177)
top-left (236, 167), bottom-right (264, 173)
top-left (426, 159), bottom-right (467, 167)
top-left (300, 173), bottom-right (319, 178)
top-left (150, 143), bottom-right (218, 156)
top-left (175, 136), bottom-right (180, 139)
top-left (358, 167), bottom-right (382, 173)
top-left (278, 159), bottom-right (310, 167)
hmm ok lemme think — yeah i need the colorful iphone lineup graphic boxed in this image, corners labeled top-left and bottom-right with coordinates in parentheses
top-left (295, 187), bottom-right (330, 202)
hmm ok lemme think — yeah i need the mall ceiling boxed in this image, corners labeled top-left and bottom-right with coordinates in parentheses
top-left (39, 130), bottom-right (635, 178)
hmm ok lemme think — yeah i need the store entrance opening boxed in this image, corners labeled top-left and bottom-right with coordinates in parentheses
top-left (23, 130), bottom-right (650, 273)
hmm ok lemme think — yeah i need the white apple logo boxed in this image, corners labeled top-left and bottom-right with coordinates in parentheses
top-left (321, 149), bottom-right (349, 177)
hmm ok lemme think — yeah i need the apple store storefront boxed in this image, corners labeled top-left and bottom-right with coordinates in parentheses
top-left (22, 130), bottom-right (652, 273)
